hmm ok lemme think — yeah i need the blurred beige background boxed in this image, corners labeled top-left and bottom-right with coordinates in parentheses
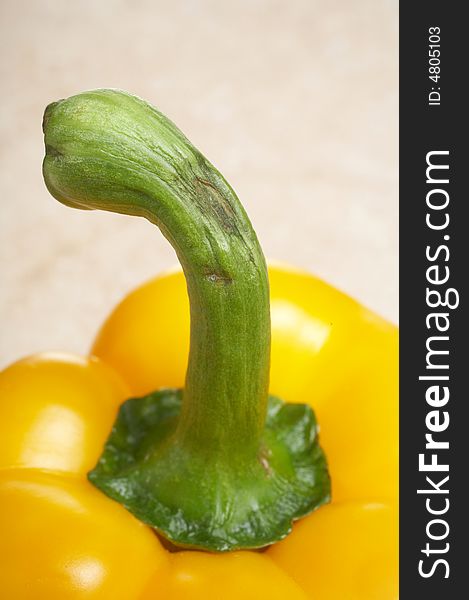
top-left (0, 0), bottom-right (397, 369)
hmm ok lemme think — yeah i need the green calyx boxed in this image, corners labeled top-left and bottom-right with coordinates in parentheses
top-left (89, 390), bottom-right (329, 551)
top-left (42, 89), bottom-right (330, 551)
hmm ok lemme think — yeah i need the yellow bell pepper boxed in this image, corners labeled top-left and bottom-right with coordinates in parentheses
top-left (0, 89), bottom-right (398, 599)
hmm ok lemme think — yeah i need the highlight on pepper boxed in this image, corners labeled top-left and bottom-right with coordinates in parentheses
top-left (0, 89), bottom-right (398, 599)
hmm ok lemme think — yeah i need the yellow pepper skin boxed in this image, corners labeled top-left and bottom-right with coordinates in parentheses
top-left (0, 355), bottom-right (168, 599)
top-left (141, 552), bottom-right (309, 600)
top-left (0, 265), bottom-right (398, 599)
top-left (268, 502), bottom-right (398, 600)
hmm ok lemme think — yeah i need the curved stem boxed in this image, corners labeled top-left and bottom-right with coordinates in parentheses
top-left (43, 89), bottom-right (270, 459)
top-left (43, 90), bottom-right (330, 552)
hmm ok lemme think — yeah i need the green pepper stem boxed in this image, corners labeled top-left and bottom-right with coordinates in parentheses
top-left (43, 90), bottom-right (330, 551)
top-left (43, 89), bottom-right (270, 460)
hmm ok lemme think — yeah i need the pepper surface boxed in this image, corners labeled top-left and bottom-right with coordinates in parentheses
top-left (0, 90), bottom-right (398, 599)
